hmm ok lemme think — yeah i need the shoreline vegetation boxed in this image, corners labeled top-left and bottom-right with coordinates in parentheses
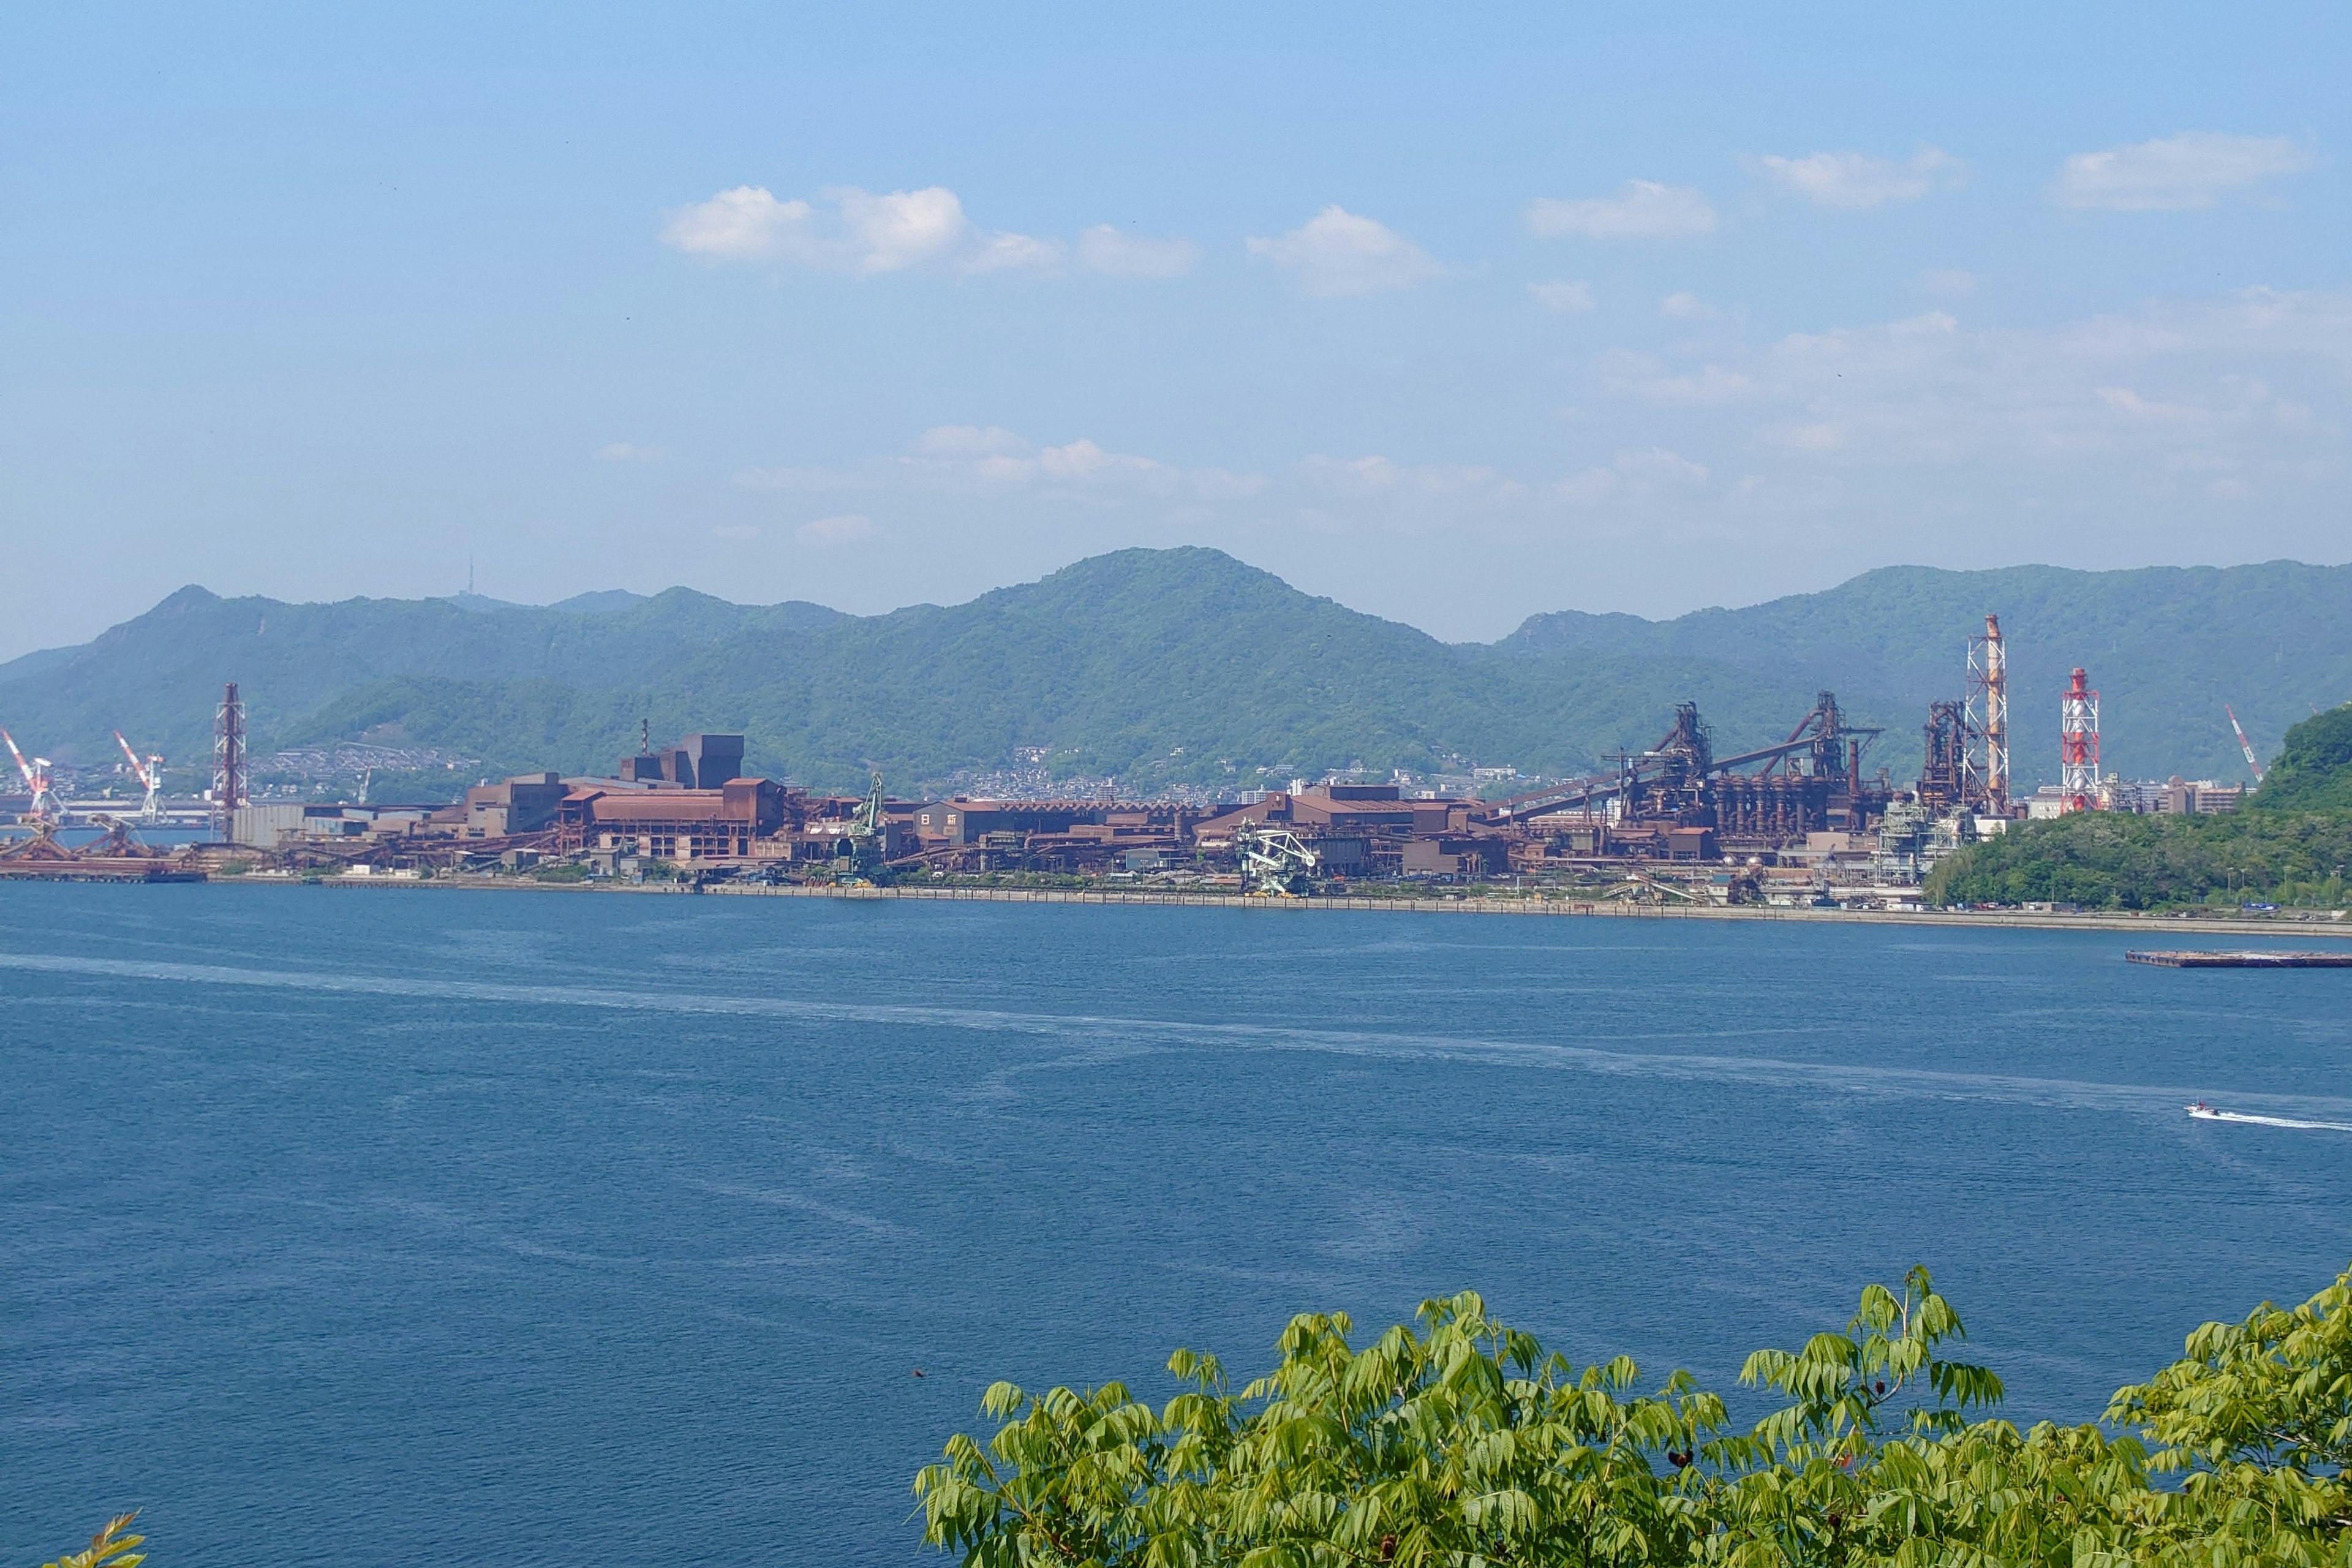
top-left (913, 1262), bottom-right (2352, 1567)
top-left (1928, 704), bottom-right (2352, 914)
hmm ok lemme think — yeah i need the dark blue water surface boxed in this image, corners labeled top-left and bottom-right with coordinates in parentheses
top-left (7, 884), bottom-right (2352, 1563)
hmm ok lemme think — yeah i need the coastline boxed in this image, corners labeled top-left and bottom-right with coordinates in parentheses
top-left (79, 872), bottom-right (2352, 939)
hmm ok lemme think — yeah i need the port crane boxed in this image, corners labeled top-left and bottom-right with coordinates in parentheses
top-left (112, 731), bottom-right (167, 821)
top-left (2225, 706), bottom-right (2266, 784)
top-left (1237, 820), bottom-right (1320, 896)
top-left (831, 772), bottom-right (891, 884)
top-left (2, 728), bottom-right (63, 824)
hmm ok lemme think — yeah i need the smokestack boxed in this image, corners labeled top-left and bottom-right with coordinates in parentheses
top-left (212, 682), bottom-right (245, 843)
top-left (1969, 614), bottom-right (2010, 814)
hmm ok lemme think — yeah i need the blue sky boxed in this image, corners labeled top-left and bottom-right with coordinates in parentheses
top-left (3, 2), bottom-right (2347, 657)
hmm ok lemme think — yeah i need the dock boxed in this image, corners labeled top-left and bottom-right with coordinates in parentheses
top-left (2127, 950), bottom-right (2352, 968)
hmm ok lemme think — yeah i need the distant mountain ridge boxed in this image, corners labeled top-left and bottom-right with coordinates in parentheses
top-left (1500, 559), bottom-right (2352, 790)
top-left (1, 550), bottom-right (2344, 796)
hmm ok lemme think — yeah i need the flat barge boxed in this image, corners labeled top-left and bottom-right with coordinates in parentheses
top-left (2128, 950), bottom-right (2352, 968)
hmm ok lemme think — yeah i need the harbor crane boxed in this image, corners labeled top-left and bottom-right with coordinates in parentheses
top-left (113, 731), bottom-right (167, 821)
top-left (1237, 820), bottom-right (1320, 897)
top-left (2225, 705), bottom-right (2266, 784)
top-left (2, 728), bottom-right (63, 824)
top-left (831, 772), bottom-right (891, 884)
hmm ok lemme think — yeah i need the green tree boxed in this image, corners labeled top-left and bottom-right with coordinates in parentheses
top-left (918, 1264), bottom-right (2352, 1567)
top-left (40, 1515), bottom-right (145, 1568)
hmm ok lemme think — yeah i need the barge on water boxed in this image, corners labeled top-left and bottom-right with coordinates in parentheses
top-left (2127, 950), bottom-right (2352, 968)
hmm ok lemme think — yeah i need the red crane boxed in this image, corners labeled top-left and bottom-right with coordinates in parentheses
top-left (2226, 705), bottom-right (2265, 783)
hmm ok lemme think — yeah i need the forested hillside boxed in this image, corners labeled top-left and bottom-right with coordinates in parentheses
top-left (1928, 703), bottom-right (2352, 910)
top-left (2, 550), bottom-right (2345, 795)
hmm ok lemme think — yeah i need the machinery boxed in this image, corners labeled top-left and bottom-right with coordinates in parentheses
top-left (113, 731), bottom-right (166, 821)
top-left (2226, 705), bottom-right (2266, 784)
top-left (1236, 820), bottom-right (1320, 896)
top-left (3, 728), bottom-right (63, 824)
top-left (831, 772), bottom-right (891, 884)
top-left (1487, 691), bottom-right (1884, 843)
top-left (1916, 699), bottom-right (1972, 814)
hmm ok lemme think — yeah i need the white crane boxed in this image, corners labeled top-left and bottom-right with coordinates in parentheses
top-left (2225, 705), bottom-right (2266, 784)
top-left (113, 731), bottom-right (167, 821)
top-left (2, 728), bottom-right (63, 824)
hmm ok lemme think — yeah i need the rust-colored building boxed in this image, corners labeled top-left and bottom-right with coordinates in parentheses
top-left (559, 777), bottom-right (790, 859)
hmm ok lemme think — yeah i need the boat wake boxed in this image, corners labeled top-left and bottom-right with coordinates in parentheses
top-left (2188, 1102), bottom-right (2352, 1133)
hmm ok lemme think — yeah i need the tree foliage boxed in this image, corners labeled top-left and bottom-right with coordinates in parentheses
top-left (40, 1514), bottom-right (145, 1568)
top-left (2252, 706), bottom-right (2352, 813)
top-left (1926, 809), bottom-right (2352, 911)
top-left (918, 1262), bottom-right (2352, 1567)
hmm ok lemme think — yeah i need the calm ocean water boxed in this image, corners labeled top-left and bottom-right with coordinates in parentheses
top-left (6, 884), bottom-right (2351, 1563)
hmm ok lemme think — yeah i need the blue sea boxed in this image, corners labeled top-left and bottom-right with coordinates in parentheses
top-left (6, 884), bottom-right (2351, 1564)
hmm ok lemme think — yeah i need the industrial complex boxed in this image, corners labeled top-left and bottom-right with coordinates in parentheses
top-left (0, 614), bottom-right (2261, 903)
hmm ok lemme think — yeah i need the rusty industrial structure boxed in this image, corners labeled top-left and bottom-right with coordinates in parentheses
top-left (14, 608), bottom-right (2215, 903)
top-left (211, 681), bottom-right (245, 842)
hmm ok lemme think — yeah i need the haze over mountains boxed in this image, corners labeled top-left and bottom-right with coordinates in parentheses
top-left (2, 549), bottom-right (2344, 797)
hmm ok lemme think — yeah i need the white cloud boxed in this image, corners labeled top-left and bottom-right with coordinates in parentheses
top-left (915, 424), bottom-right (1027, 456)
top-left (2051, 133), bottom-right (2314, 211)
top-left (1036, 438), bottom-right (1170, 483)
top-left (595, 442), bottom-right (666, 462)
top-left (965, 230), bottom-right (1066, 273)
top-left (1529, 280), bottom-right (1596, 313)
top-left (1660, 292), bottom-right (1716, 320)
top-left (1077, 225), bottom-right (1200, 278)
top-left (1758, 148), bottom-right (1964, 209)
top-left (833, 186), bottom-right (973, 272)
top-left (661, 186), bottom-right (818, 262)
top-left (902, 427), bottom-right (1261, 497)
top-left (1525, 181), bottom-right (1716, 239)
top-left (797, 513), bottom-right (875, 544)
top-left (662, 184), bottom-right (1133, 276)
top-left (1246, 206), bottom-right (1441, 296)
top-left (1708, 290), bottom-right (2352, 484)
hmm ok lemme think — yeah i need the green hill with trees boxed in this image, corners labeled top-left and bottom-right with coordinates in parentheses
top-left (1928, 704), bottom-right (2352, 910)
top-left (2, 549), bottom-right (2345, 797)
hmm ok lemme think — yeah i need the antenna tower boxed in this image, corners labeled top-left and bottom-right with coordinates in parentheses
top-left (212, 682), bottom-right (246, 842)
top-left (1966, 614), bottom-right (2010, 814)
top-left (2060, 667), bottom-right (2100, 814)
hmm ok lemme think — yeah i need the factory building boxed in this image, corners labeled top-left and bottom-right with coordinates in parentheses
top-left (617, 734), bottom-right (744, 788)
top-left (463, 773), bottom-right (568, 837)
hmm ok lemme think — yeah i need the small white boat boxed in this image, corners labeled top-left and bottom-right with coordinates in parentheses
top-left (2187, 1102), bottom-right (2224, 1120)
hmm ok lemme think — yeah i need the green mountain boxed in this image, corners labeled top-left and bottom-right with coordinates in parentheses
top-left (2249, 703), bottom-right (2352, 812)
top-left (2, 549), bottom-right (2345, 798)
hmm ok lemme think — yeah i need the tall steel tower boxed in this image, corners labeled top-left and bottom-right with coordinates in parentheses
top-left (2060, 667), bottom-right (2100, 813)
top-left (211, 682), bottom-right (245, 843)
top-left (1966, 614), bottom-right (2010, 814)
